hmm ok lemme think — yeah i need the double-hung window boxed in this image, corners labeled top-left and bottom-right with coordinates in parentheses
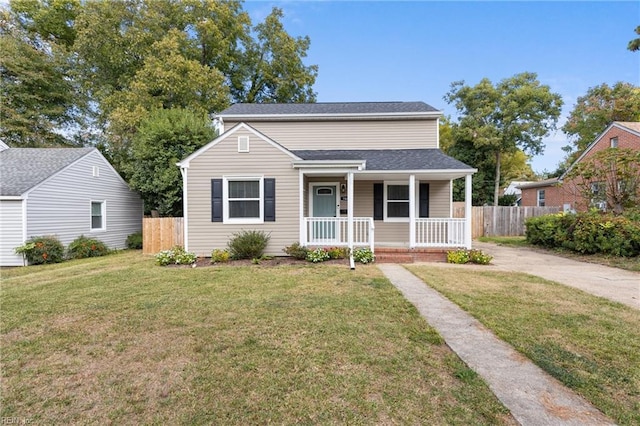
top-left (91, 201), bottom-right (105, 231)
top-left (385, 183), bottom-right (410, 221)
top-left (224, 177), bottom-right (263, 223)
top-left (537, 189), bottom-right (545, 207)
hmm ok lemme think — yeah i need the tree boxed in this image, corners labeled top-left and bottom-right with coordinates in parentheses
top-left (445, 72), bottom-right (563, 205)
top-left (564, 148), bottom-right (640, 213)
top-left (628, 25), bottom-right (640, 52)
top-left (562, 82), bottom-right (640, 154)
top-left (125, 108), bottom-right (215, 217)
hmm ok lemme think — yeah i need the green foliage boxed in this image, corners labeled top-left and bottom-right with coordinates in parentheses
top-left (227, 230), bottom-right (270, 260)
top-left (445, 72), bottom-right (563, 205)
top-left (125, 108), bottom-right (215, 216)
top-left (562, 82), bottom-right (640, 154)
top-left (67, 235), bottom-right (109, 259)
top-left (282, 242), bottom-right (309, 260)
top-left (526, 211), bottom-right (640, 257)
top-left (629, 25), bottom-right (640, 51)
top-left (15, 236), bottom-right (65, 265)
top-left (126, 232), bottom-right (143, 250)
top-left (498, 194), bottom-right (519, 206)
top-left (446, 249), bottom-right (493, 265)
top-left (326, 246), bottom-right (350, 259)
top-left (306, 247), bottom-right (330, 263)
top-left (353, 247), bottom-right (375, 264)
top-left (155, 245), bottom-right (196, 266)
top-left (210, 249), bottom-right (230, 264)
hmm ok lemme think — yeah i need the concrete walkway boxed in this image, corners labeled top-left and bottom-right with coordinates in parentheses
top-left (472, 241), bottom-right (639, 310)
top-left (379, 264), bottom-right (616, 426)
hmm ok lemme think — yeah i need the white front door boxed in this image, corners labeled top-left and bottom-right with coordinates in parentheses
top-left (311, 184), bottom-right (338, 241)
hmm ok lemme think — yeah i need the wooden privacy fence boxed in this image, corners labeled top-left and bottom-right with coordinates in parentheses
top-left (143, 217), bottom-right (184, 254)
top-left (453, 204), bottom-right (561, 238)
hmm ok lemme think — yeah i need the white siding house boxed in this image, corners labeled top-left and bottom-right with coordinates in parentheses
top-left (0, 147), bottom-right (143, 266)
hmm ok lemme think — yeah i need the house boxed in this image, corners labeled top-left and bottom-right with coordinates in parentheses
top-left (177, 102), bottom-right (476, 262)
top-left (519, 121), bottom-right (640, 210)
top-left (0, 144), bottom-right (143, 266)
top-left (503, 181), bottom-right (535, 205)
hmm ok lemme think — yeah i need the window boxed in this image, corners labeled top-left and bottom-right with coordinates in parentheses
top-left (386, 183), bottom-right (410, 219)
top-left (537, 190), bottom-right (545, 207)
top-left (91, 201), bottom-right (105, 230)
top-left (238, 136), bottom-right (249, 152)
top-left (92, 166), bottom-right (100, 177)
top-left (610, 137), bottom-right (618, 148)
top-left (373, 182), bottom-right (429, 221)
top-left (591, 181), bottom-right (606, 210)
top-left (211, 177), bottom-right (276, 223)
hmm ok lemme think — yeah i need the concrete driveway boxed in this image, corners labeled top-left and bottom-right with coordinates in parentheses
top-left (469, 241), bottom-right (639, 310)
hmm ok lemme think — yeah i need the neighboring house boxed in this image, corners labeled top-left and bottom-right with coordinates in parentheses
top-left (503, 181), bottom-right (535, 205)
top-left (520, 122), bottom-right (640, 211)
top-left (177, 102), bottom-right (476, 259)
top-left (0, 145), bottom-right (143, 266)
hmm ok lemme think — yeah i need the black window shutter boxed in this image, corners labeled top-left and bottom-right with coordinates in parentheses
top-left (419, 183), bottom-right (430, 218)
top-left (373, 183), bottom-right (383, 220)
top-left (264, 178), bottom-right (276, 222)
top-left (211, 179), bottom-right (223, 222)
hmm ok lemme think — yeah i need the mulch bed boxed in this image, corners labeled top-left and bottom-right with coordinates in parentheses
top-left (169, 257), bottom-right (351, 268)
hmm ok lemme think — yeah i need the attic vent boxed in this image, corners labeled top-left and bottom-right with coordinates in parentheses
top-left (92, 166), bottom-right (100, 177)
top-left (238, 136), bottom-right (249, 153)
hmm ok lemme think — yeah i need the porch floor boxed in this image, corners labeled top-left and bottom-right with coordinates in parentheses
top-left (375, 247), bottom-right (449, 263)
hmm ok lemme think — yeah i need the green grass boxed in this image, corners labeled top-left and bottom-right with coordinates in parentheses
top-left (478, 236), bottom-right (640, 271)
top-left (1, 252), bottom-right (514, 425)
top-left (407, 265), bottom-right (640, 425)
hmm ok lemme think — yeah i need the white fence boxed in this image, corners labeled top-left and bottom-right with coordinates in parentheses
top-left (414, 218), bottom-right (466, 248)
top-left (303, 217), bottom-right (375, 250)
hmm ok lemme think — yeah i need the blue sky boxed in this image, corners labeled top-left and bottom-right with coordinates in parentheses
top-left (245, 1), bottom-right (640, 173)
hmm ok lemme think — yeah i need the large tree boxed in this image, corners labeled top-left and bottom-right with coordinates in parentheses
top-left (445, 72), bottom-right (563, 205)
top-left (628, 25), bottom-right (640, 52)
top-left (562, 82), bottom-right (640, 154)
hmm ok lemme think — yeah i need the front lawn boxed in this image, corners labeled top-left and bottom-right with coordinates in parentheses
top-left (1, 252), bottom-right (514, 425)
top-left (407, 264), bottom-right (640, 425)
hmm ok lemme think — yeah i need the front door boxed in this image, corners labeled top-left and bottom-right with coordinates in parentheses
top-left (312, 185), bottom-right (337, 241)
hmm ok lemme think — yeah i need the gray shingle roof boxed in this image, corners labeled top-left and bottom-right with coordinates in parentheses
top-left (291, 149), bottom-right (473, 171)
top-left (220, 102), bottom-right (439, 116)
top-left (0, 148), bottom-right (95, 196)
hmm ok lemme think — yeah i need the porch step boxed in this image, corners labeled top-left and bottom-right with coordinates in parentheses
top-left (374, 248), bottom-right (448, 263)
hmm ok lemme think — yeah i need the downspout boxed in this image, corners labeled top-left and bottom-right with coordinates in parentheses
top-left (347, 171), bottom-right (355, 270)
top-left (180, 166), bottom-right (189, 251)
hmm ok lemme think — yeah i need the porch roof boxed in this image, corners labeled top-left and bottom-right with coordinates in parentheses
top-left (291, 149), bottom-right (474, 172)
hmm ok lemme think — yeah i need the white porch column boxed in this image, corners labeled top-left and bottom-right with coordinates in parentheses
top-left (465, 173), bottom-right (472, 249)
top-left (299, 169), bottom-right (305, 245)
top-left (347, 171), bottom-right (354, 251)
top-left (409, 174), bottom-right (416, 248)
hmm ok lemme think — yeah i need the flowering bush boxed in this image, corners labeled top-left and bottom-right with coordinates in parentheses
top-left (67, 235), bottom-right (109, 259)
top-left (326, 246), bottom-right (350, 259)
top-left (353, 247), bottom-right (375, 264)
top-left (446, 248), bottom-right (492, 265)
top-left (155, 246), bottom-right (197, 266)
top-left (306, 247), bottom-right (330, 263)
top-left (15, 236), bottom-right (65, 265)
top-left (211, 248), bottom-right (230, 263)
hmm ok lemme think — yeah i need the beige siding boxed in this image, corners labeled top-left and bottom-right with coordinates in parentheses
top-left (224, 119), bottom-right (438, 149)
top-left (186, 128), bottom-right (300, 257)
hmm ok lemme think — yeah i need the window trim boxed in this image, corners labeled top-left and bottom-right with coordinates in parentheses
top-left (90, 200), bottom-right (106, 232)
top-left (384, 181), bottom-right (411, 222)
top-left (238, 136), bottom-right (249, 153)
top-left (223, 176), bottom-right (263, 224)
top-left (610, 137), bottom-right (618, 148)
top-left (537, 189), bottom-right (545, 207)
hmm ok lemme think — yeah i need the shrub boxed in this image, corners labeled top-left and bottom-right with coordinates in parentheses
top-left (126, 232), bottom-right (143, 249)
top-left (67, 235), bottom-right (109, 259)
top-left (353, 247), bottom-right (375, 264)
top-left (326, 246), bottom-right (350, 259)
top-left (227, 230), bottom-right (270, 260)
top-left (155, 245), bottom-right (197, 266)
top-left (306, 247), bottom-right (330, 263)
top-left (15, 236), bottom-right (65, 265)
top-left (283, 242), bottom-right (309, 260)
top-left (447, 249), bottom-right (470, 264)
top-left (211, 248), bottom-right (230, 263)
top-left (468, 249), bottom-right (493, 265)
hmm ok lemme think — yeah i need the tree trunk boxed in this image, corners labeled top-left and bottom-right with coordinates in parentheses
top-left (494, 150), bottom-right (501, 206)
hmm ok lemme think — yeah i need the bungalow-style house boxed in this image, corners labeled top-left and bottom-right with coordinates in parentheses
top-left (519, 121), bottom-right (640, 210)
top-left (177, 102), bottom-right (476, 262)
top-left (0, 143), bottom-right (143, 266)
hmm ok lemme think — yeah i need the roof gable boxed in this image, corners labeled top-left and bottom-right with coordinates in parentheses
top-left (177, 122), bottom-right (301, 168)
top-left (0, 147), bottom-right (95, 196)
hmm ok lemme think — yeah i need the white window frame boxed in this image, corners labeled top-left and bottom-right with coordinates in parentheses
top-left (610, 137), bottom-right (618, 148)
top-left (537, 189), bottom-right (545, 207)
top-left (238, 136), bottom-right (249, 153)
top-left (223, 176), bottom-right (263, 224)
top-left (384, 181), bottom-right (412, 222)
top-left (90, 200), bottom-right (106, 232)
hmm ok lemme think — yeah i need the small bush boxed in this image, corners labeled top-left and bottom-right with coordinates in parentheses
top-left (211, 248), bottom-right (230, 263)
top-left (155, 245), bottom-right (197, 266)
top-left (306, 247), bottom-right (330, 263)
top-left (447, 249), bottom-right (470, 264)
top-left (227, 230), bottom-right (270, 260)
top-left (468, 249), bottom-right (493, 265)
top-left (126, 232), bottom-right (143, 249)
top-left (283, 242), bottom-right (309, 260)
top-left (67, 235), bottom-right (109, 259)
top-left (15, 236), bottom-right (65, 265)
top-left (353, 247), bottom-right (375, 264)
top-left (326, 246), bottom-right (350, 259)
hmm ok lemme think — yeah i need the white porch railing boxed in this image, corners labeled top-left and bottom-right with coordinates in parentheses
top-left (414, 218), bottom-right (467, 248)
top-left (303, 217), bottom-right (375, 251)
